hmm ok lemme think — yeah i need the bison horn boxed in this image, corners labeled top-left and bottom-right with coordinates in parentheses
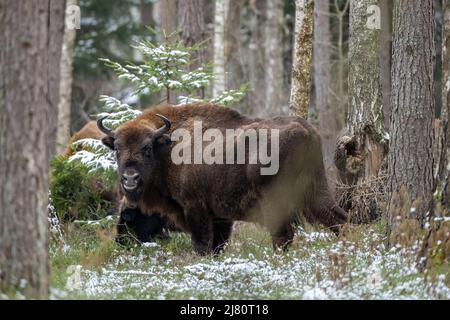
top-left (153, 114), bottom-right (171, 140)
top-left (97, 116), bottom-right (114, 137)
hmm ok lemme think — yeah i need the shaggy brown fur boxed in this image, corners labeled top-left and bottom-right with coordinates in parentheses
top-left (62, 121), bottom-right (171, 243)
top-left (100, 103), bottom-right (348, 254)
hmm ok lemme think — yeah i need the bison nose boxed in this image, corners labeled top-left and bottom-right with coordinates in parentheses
top-left (122, 170), bottom-right (140, 191)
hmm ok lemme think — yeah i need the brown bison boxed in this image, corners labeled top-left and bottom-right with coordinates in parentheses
top-left (62, 121), bottom-right (171, 243)
top-left (98, 103), bottom-right (347, 254)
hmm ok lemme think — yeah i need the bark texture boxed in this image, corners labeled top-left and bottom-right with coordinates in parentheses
top-left (56, 0), bottom-right (77, 154)
top-left (289, 0), bottom-right (313, 119)
top-left (334, 0), bottom-right (388, 223)
top-left (178, 0), bottom-right (206, 68)
top-left (388, 0), bottom-right (435, 225)
top-left (0, 0), bottom-right (64, 298)
top-left (438, 0), bottom-right (450, 208)
top-left (379, 0), bottom-right (392, 130)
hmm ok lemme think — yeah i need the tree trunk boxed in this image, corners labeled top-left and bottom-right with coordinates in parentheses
top-left (334, 0), bottom-right (388, 223)
top-left (0, 0), bottom-right (64, 298)
top-left (178, 0), bottom-right (206, 68)
top-left (56, 0), bottom-right (77, 154)
top-left (379, 0), bottom-right (392, 130)
top-left (439, 0), bottom-right (450, 207)
top-left (156, 0), bottom-right (178, 103)
top-left (225, 0), bottom-right (244, 96)
top-left (289, 0), bottom-right (313, 119)
top-left (388, 0), bottom-right (435, 226)
top-left (248, 0), bottom-right (267, 116)
top-left (313, 0), bottom-right (336, 170)
top-left (159, 0), bottom-right (178, 37)
top-left (141, 0), bottom-right (155, 27)
top-left (263, 0), bottom-right (283, 116)
top-left (212, 0), bottom-right (229, 98)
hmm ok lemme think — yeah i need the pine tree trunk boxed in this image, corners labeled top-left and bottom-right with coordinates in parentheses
top-left (56, 0), bottom-right (77, 154)
top-left (263, 0), bottom-right (283, 116)
top-left (0, 0), bottom-right (64, 298)
top-left (178, 0), bottom-right (206, 68)
top-left (439, 0), bottom-right (450, 207)
top-left (388, 0), bottom-right (435, 226)
top-left (212, 0), bottom-right (229, 98)
top-left (313, 0), bottom-right (336, 170)
top-left (289, 0), bottom-right (313, 119)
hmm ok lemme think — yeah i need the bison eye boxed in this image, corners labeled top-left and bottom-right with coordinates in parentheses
top-left (143, 144), bottom-right (152, 157)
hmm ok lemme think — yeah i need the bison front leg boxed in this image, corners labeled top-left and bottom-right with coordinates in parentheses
top-left (212, 219), bottom-right (233, 254)
top-left (185, 209), bottom-right (213, 255)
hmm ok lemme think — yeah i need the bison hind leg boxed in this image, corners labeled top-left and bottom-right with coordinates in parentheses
top-left (269, 221), bottom-right (294, 251)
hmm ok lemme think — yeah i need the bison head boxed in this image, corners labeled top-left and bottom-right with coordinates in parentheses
top-left (97, 114), bottom-right (171, 203)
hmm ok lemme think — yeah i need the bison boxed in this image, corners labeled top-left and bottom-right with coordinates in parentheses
top-left (98, 103), bottom-right (347, 254)
top-left (62, 121), bottom-right (171, 243)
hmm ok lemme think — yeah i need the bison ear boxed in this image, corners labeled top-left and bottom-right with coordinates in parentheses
top-left (153, 134), bottom-right (171, 154)
top-left (101, 136), bottom-right (115, 150)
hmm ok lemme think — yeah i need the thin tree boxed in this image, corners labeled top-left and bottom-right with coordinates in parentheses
top-left (0, 0), bottom-right (65, 298)
top-left (178, 0), bottom-right (207, 98)
top-left (388, 0), bottom-right (435, 227)
top-left (212, 0), bottom-right (229, 98)
top-left (263, 0), bottom-right (284, 116)
top-left (56, 0), bottom-right (78, 154)
top-left (248, 0), bottom-right (267, 116)
top-left (313, 0), bottom-right (336, 170)
top-left (289, 0), bottom-right (313, 119)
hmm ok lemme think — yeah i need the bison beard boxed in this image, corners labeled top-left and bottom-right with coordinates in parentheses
top-left (98, 103), bottom-right (348, 255)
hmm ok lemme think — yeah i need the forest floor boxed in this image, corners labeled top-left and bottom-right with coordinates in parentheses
top-left (47, 217), bottom-right (450, 300)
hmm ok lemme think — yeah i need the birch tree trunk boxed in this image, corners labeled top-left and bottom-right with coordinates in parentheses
top-left (438, 0), bottom-right (450, 208)
top-left (388, 0), bottom-right (435, 226)
top-left (263, 0), bottom-right (283, 116)
top-left (313, 0), bottom-right (336, 170)
top-left (212, 0), bottom-right (229, 98)
top-left (289, 0), bottom-right (313, 119)
top-left (0, 0), bottom-right (64, 298)
top-left (56, 0), bottom-right (77, 154)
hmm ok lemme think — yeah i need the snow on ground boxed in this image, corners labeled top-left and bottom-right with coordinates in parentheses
top-left (52, 226), bottom-right (450, 300)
